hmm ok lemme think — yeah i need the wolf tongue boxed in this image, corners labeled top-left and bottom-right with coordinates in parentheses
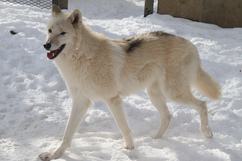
top-left (47, 50), bottom-right (57, 59)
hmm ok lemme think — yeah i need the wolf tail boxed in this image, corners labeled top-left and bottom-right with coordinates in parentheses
top-left (193, 66), bottom-right (221, 100)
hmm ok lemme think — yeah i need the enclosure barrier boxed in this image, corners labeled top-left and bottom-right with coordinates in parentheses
top-left (157, 0), bottom-right (242, 28)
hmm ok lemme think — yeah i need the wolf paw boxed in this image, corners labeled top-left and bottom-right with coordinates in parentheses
top-left (201, 126), bottom-right (213, 138)
top-left (153, 129), bottom-right (165, 139)
top-left (153, 133), bottom-right (163, 139)
top-left (39, 150), bottom-right (63, 161)
top-left (122, 144), bottom-right (134, 150)
top-left (39, 152), bottom-right (51, 161)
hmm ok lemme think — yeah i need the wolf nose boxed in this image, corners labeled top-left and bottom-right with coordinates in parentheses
top-left (43, 43), bottom-right (51, 50)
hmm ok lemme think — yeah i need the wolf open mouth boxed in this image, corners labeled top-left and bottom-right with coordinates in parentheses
top-left (47, 44), bottom-right (66, 59)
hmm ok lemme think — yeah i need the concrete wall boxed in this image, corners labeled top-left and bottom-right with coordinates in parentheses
top-left (158, 0), bottom-right (242, 28)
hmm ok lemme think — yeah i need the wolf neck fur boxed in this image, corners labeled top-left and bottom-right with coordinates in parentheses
top-left (53, 22), bottom-right (108, 74)
top-left (78, 23), bottom-right (107, 59)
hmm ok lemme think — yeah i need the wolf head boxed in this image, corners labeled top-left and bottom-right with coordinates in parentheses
top-left (43, 5), bottom-right (82, 59)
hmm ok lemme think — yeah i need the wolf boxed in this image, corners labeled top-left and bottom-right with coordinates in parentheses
top-left (39, 5), bottom-right (221, 160)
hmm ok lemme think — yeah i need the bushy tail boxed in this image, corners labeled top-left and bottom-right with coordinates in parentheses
top-left (193, 66), bottom-right (221, 100)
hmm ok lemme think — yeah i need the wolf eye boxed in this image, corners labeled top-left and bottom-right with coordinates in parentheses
top-left (60, 32), bottom-right (66, 35)
top-left (48, 29), bottom-right (52, 33)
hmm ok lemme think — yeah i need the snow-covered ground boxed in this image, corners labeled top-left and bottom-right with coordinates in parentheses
top-left (0, 0), bottom-right (242, 160)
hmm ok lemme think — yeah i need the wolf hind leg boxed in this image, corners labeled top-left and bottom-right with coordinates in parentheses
top-left (172, 90), bottom-right (213, 138)
top-left (147, 82), bottom-right (172, 139)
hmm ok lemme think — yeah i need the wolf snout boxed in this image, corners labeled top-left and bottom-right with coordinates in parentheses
top-left (43, 43), bottom-right (51, 50)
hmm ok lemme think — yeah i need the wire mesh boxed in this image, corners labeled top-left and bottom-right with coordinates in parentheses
top-left (0, 0), bottom-right (52, 10)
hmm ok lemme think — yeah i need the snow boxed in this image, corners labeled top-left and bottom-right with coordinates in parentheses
top-left (0, 0), bottom-right (241, 160)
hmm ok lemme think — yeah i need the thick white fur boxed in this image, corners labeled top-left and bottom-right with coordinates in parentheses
top-left (39, 5), bottom-right (221, 161)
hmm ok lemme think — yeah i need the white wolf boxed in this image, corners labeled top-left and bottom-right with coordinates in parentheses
top-left (39, 5), bottom-right (221, 161)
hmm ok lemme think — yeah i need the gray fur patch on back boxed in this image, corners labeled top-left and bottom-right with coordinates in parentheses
top-left (124, 37), bottom-right (143, 53)
top-left (123, 31), bottom-right (172, 53)
top-left (150, 31), bottom-right (171, 37)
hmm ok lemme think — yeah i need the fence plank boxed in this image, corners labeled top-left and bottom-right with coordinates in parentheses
top-left (144, 0), bottom-right (154, 17)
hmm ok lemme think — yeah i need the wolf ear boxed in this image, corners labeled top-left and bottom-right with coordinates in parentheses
top-left (52, 4), bottom-right (62, 16)
top-left (68, 9), bottom-right (82, 26)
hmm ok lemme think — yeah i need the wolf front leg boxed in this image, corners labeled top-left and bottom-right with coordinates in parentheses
top-left (106, 96), bottom-right (134, 149)
top-left (39, 97), bottom-right (93, 161)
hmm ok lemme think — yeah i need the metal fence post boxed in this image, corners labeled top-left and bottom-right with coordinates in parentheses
top-left (52, 0), bottom-right (68, 9)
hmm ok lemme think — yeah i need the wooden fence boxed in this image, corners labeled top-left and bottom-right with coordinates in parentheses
top-left (157, 0), bottom-right (242, 28)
